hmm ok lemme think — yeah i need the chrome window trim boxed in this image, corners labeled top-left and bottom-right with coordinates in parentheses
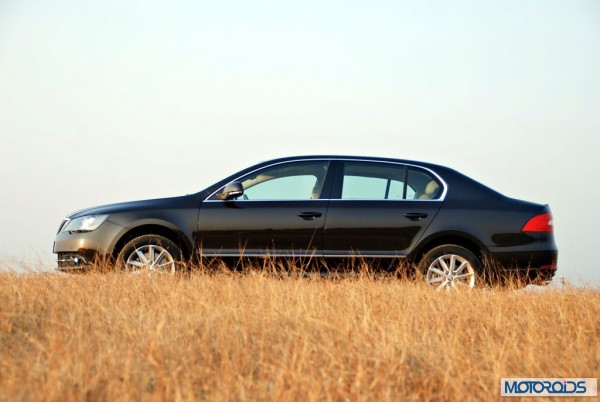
top-left (204, 198), bottom-right (443, 203)
top-left (338, 159), bottom-right (448, 201)
top-left (325, 198), bottom-right (443, 203)
top-left (204, 157), bottom-right (448, 202)
top-left (205, 158), bottom-right (331, 201)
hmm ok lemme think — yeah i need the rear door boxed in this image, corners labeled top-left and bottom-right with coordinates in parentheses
top-left (197, 160), bottom-right (332, 258)
top-left (323, 160), bottom-right (443, 257)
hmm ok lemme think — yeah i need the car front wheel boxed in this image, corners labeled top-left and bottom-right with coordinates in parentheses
top-left (418, 245), bottom-right (481, 290)
top-left (116, 234), bottom-right (182, 274)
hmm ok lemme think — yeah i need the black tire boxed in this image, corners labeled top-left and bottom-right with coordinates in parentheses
top-left (418, 245), bottom-right (482, 290)
top-left (116, 234), bottom-right (183, 273)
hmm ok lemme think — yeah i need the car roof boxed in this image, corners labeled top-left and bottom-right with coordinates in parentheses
top-left (259, 155), bottom-right (445, 169)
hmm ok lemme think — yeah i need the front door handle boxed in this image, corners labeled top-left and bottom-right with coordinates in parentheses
top-left (297, 212), bottom-right (323, 220)
top-left (403, 212), bottom-right (428, 221)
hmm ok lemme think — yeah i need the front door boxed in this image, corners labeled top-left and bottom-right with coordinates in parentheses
top-left (197, 160), bottom-right (332, 258)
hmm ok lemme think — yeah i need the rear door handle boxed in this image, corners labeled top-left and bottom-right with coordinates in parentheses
top-left (403, 212), bottom-right (428, 221)
top-left (297, 212), bottom-right (323, 220)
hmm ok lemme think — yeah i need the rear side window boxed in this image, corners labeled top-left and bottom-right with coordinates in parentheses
top-left (341, 162), bottom-right (406, 200)
top-left (340, 162), bottom-right (442, 200)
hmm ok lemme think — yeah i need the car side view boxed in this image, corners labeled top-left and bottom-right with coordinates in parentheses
top-left (54, 156), bottom-right (558, 288)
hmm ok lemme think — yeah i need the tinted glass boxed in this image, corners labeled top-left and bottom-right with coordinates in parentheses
top-left (406, 168), bottom-right (442, 200)
top-left (341, 162), bottom-right (407, 200)
top-left (339, 162), bottom-right (442, 200)
top-left (231, 161), bottom-right (329, 200)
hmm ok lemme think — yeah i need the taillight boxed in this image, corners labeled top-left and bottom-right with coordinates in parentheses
top-left (522, 213), bottom-right (554, 232)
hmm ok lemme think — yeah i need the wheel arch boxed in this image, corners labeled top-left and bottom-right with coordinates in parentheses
top-left (411, 231), bottom-right (488, 265)
top-left (111, 224), bottom-right (192, 260)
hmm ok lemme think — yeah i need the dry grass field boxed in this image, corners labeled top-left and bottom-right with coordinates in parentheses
top-left (1, 264), bottom-right (598, 402)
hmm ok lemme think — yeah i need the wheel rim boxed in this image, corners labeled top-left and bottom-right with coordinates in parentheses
top-left (125, 245), bottom-right (175, 274)
top-left (426, 254), bottom-right (475, 290)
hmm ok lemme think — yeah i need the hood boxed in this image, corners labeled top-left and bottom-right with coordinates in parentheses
top-left (67, 195), bottom-right (197, 219)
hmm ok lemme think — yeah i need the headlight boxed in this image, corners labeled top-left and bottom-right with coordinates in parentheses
top-left (61, 214), bottom-right (109, 233)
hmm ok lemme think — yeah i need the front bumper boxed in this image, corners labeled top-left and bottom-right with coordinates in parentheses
top-left (56, 252), bottom-right (94, 270)
top-left (53, 220), bottom-right (126, 270)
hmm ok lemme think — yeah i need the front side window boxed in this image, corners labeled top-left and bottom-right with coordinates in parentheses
top-left (224, 161), bottom-right (329, 201)
top-left (340, 162), bottom-right (442, 200)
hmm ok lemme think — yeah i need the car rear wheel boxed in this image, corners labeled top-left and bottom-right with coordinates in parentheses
top-left (116, 234), bottom-right (182, 274)
top-left (418, 245), bottom-right (481, 290)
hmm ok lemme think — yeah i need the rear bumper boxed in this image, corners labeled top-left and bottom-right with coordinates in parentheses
top-left (487, 248), bottom-right (558, 282)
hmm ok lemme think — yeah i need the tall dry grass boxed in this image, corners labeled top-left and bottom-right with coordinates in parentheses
top-left (0, 265), bottom-right (598, 402)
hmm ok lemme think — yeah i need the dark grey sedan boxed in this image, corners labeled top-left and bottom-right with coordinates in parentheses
top-left (54, 155), bottom-right (558, 288)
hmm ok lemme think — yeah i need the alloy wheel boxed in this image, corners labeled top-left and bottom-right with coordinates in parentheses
top-left (426, 254), bottom-right (475, 290)
top-left (125, 244), bottom-right (175, 274)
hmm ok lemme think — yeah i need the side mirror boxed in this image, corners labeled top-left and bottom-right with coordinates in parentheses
top-left (217, 182), bottom-right (244, 200)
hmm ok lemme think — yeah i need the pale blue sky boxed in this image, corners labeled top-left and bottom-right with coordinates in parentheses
top-left (1, 1), bottom-right (599, 284)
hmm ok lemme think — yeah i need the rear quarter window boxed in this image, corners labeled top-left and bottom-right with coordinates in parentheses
top-left (407, 168), bottom-right (442, 200)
